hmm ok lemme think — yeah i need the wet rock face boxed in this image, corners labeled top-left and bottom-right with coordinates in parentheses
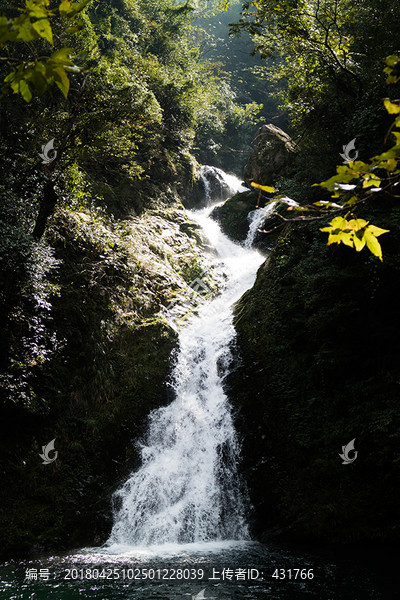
top-left (231, 199), bottom-right (400, 543)
top-left (186, 166), bottom-right (243, 208)
top-left (244, 124), bottom-right (298, 186)
top-left (211, 191), bottom-right (258, 242)
top-left (212, 191), bottom-right (289, 249)
top-left (200, 166), bottom-right (233, 202)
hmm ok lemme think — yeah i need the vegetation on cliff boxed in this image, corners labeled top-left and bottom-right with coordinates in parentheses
top-left (232, 201), bottom-right (400, 541)
top-left (230, 0), bottom-right (400, 248)
top-left (0, 0), bottom-right (252, 556)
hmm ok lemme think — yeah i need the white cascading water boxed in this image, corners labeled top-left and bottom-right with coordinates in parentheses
top-left (244, 203), bottom-right (276, 249)
top-left (199, 165), bottom-right (247, 201)
top-left (107, 169), bottom-right (266, 548)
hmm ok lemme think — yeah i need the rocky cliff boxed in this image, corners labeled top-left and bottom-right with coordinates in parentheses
top-left (230, 199), bottom-right (400, 542)
top-left (0, 183), bottom-right (217, 557)
top-left (244, 124), bottom-right (297, 185)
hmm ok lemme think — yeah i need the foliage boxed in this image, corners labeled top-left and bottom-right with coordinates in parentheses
top-left (232, 1), bottom-right (400, 123)
top-left (312, 57), bottom-right (400, 259)
top-left (250, 180), bottom-right (276, 209)
top-left (0, 185), bottom-right (61, 406)
top-left (230, 0), bottom-right (400, 220)
top-left (320, 217), bottom-right (389, 261)
top-left (0, 0), bottom-right (91, 101)
top-left (190, 0), bottom-right (278, 171)
top-left (234, 7), bottom-right (400, 261)
top-left (0, 0), bottom-right (261, 555)
top-left (231, 0), bottom-right (362, 124)
top-left (0, 0), bottom-right (260, 240)
top-left (264, 87), bottom-right (400, 260)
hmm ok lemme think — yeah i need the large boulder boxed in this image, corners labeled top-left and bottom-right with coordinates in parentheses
top-left (211, 191), bottom-right (258, 242)
top-left (244, 123), bottom-right (298, 186)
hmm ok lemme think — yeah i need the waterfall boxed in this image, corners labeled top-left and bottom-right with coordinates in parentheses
top-left (107, 169), bottom-right (265, 549)
top-left (199, 165), bottom-right (247, 204)
top-left (199, 165), bottom-right (274, 249)
top-left (244, 202), bottom-right (276, 249)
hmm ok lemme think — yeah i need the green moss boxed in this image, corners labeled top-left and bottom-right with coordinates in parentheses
top-left (0, 188), bottom-right (213, 557)
top-left (211, 191), bottom-right (259, 242)
top-left (232, 198), bottom-right (400, 543)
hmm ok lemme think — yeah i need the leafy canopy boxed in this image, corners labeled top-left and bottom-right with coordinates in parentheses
top-left (0, 0), bottom-right (91, 101)
top-left (253, 55), bottom-right (400, 260)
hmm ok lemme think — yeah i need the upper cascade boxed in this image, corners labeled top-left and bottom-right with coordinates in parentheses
top-left (200, 165), bottom-right (247, 204)
top-left (244, 203), bottom-right (277, 249)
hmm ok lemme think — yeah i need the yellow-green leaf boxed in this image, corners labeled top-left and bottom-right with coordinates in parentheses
top-left (250, 182), bottom-right (275, 193)
top-left (326, 232), bottom-right (342, 245)
top-left (15, 16), bottom-right (37, 42)
top-left (59, 0), bottom-right (91, 18)
top-left (376, 148), bottom-right (399, 161)
top-left (65, 24), bottom-right (82, 33)
top-left (347, 218), bottom-right (367, 231)
top-left (384, 99), bottom-right (400, 114)
top-left (4, 70), bottom-right (16, 83)
top-left (353, 233), bottom-right (366, 252)
top-left (386, 158), bottom-right (398, 171)
top-left (362, 178), bottom-right (381, 189)
top-left (27, 1), bottom-right (50, 19)
top-left (366, 225), bottom-right (390, 237)
top-left (338, 231), bottom-right (354, 247)
top-left (19, 79), bottom-right (32, 102)
top-left (30, 61), bottom-right (48, 95)
top-left (363, 230), bottom-right (383, 261)
top-left (59, 0), bottom-right (72, 15)
top-left (347, 195), bottom-right (360, 207)
top-left (386, 55), bottom-right (400, 68)
top-left (49, 47), bottom-right (74, 66)
top-left (330, 216), bottom-right (348, 229)
top-left (52, 66), bottom-right (70, 97)
top-left (32, 18), bottom-right (53, 45)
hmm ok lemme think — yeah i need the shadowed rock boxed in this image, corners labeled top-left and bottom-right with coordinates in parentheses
top-left (244, 124), bottom-right (298, 186)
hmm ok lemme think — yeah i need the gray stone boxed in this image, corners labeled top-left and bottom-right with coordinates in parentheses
top-left (244, 123), bottom-right (298, 185)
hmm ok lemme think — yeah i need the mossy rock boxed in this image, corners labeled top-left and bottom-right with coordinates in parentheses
top-left (211, 191), bottom-right (259, 242)
top-left (0, 188), bottom-right (212, 558)
top-left (231, 197), bottom-right (400, 543)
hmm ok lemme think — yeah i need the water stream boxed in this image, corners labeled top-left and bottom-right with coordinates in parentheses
top-left (107, 169), bottom-right (262, 549)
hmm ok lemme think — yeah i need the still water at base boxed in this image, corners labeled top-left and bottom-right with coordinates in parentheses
top-left (0, 540), bottom-right (395, 599)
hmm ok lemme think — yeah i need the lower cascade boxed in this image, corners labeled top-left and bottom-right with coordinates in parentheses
top-left (107, 169), bottom-right (265, 547)
top-left (245, 203), bottom-right (276, 249)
